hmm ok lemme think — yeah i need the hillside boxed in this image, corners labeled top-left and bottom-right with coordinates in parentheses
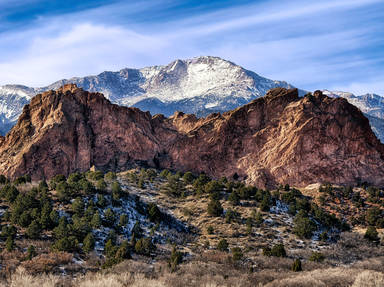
top-left (0, 167), bottom-right (382, 286)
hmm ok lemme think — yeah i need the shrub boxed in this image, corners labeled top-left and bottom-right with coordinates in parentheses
top-left (364, 226), bottom-right (379, 242)
top-left (135, 238), bottom-right (155, 256)
top-left (26, 245), bottom-right (37, 260)
top-left (292, 259), bottom-right (302, 272)
top-left (115, 241), bottom-right (131, 262)
top-left (207, 225), bottom-right (214, 235)
top-left (6, 236), bottom-right (15, 251)
top-left (119, 214), bottom-right (128, 228)
top-left (182, 172), bottom-right (195, 184)
top-left (217, 239), bottom-right (228, 251)
top-left (264, 243), bottom-right (287, 257)
top-left (162, 175), bottom-right (185, 197)
top-left (225, 209), bottom-right (238, 223)
top-left (71, 197), bottom-right (85, 216)
top-left (96, 179), bottom-right (107, 191)
top-left (26, 220), bottom-right (41, 239)
top-left (309, 251), bottom-right (325, 262)
top-left (103, 208), bottom-right (116, 227)
top-left (293, 211), bottom-right (317, 239)
top-left (231, 247), bottom-right (243, 261)
top-left (207, 199), bottom-right (223, 217)
top-left (228, 191), bottom-right (240, 206)
top-left (52, 236), bottom-right (78, 252)
top-left (147, 203), bottom-right (162, 223)
top-left (160, 169), bottom-right (170, 178)
top-left (169, 246), bottom-right (183, 271)
top-left (366, 207), bottom-right (382, 226)
top-left (105, 171), bottom-right (117, 182)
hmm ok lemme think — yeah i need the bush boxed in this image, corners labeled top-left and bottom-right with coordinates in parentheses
top-left (6, 236), bottom-right (15, 251)
top-left (292, 259), bottom-right (302, 272)
top-left (71, 197), bottom-right (85, 216)
top-left (309, 252), bottom-right (325, 262)
top-left (52, 236), bottom-right (78, 252)
top-left (147, 203), bottom-right (162, 223)
top-left (207, 199), bottom-right (223, 217)
top-left (183, 172), bottom-right (195, 184)
top-left (26, 245), bottom-right (37, 260)
top-left (231, 247), bottom-right (243, 261)
top-left (26, 220), bottom-right (41, 239)
top-left (225, 209), bottom-right (238, 223)
top-left (135, 238), bottom-right (155, 256)
top-left (263, 243), bottom-right (287, 257)
top-left (228, 191), bottom-right (240, 206)
top-left (103, 208), bottom-right (116, 227)
top-left (169, 246), bottom-right (183, 271)
top-left (366, 207), bottom-right (382, 226)
top-left (364, 226), bottom-right (379, 242)
top-left (293, 211), bottom-right (316, 239)
top-left (105, 171), bottom-right (117, 182)
top-left (217, 239), bottom-right (228, 251)
top-left (162, 175), bottom-right (185, 197)
top-left (207, 225), bottom-right (214, 235)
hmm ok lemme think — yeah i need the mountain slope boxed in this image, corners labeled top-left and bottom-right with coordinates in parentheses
top-left (0, 85), bottom-right (383, 188)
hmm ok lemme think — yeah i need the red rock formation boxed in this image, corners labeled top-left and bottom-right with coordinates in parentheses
top-left (0, 84), bottom-right (383, 188)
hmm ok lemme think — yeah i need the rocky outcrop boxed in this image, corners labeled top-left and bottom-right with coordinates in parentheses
top-left (0, 85), bottom-right (383, 188)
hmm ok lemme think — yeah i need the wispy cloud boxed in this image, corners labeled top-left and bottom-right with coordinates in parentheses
top-left (0, 0), bottom-right (382, 95)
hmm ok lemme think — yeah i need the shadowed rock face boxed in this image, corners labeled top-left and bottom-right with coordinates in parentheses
top-left (0, 84), bottom-right (383, 188)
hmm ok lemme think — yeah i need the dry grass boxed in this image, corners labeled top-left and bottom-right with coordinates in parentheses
top-left (0, 261), bottom-right (383, 287)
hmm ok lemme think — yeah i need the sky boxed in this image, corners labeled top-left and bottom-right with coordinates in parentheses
top-left (0, 0), bottom-right (383, 95)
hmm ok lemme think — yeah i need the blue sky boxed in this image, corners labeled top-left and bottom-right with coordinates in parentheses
top-left (0, 0), bottom-right (383, 95)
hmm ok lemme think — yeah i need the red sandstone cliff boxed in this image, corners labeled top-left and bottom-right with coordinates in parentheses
top-left (0, 84), bottom-right (383, 188)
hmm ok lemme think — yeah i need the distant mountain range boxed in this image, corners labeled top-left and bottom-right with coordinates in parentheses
top-left (0, 56), bottom-right (383, 141)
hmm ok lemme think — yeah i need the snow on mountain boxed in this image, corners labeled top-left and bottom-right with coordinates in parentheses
top-left (0, 56), bottom-right (383, 143)
top-left (0, 56), bottom-right (295, 134)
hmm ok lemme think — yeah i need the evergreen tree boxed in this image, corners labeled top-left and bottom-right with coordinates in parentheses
top-left (83, 232), bottom-right (95, 253)
top-left (6, 236), bottom-right (15, 251)
top-left (26, 220), bottom-right (41, 239)
top-left (91, 211), bottom-right (102, 228)
top-left (26, 245), bottom-right (37, 260)
top-left (217, 239), bottom-right (229, 251)
top-left (207, 198), bottom-right (223, 217)
top-left (292, 259), bottom-right (302, 272)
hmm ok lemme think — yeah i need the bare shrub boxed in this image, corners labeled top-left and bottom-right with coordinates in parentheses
top-left (21, 252), bottom-right (73, 273)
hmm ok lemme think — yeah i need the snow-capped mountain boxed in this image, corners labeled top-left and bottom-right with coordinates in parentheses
top-left (0, 56), bottom-right (383, 142)
top-left (0, 56), bottom-right (295, 134)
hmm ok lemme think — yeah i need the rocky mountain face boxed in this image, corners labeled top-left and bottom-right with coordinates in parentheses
top-left (0, 56), bottom-right (296, 135)
top-left (0, 85), bottom-right (383, 188)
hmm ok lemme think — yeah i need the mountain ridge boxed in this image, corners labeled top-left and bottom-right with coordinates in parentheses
top-left (0, 56), bottom-right (383, 142)
top-left (1, 85), bottom-right (383, 188)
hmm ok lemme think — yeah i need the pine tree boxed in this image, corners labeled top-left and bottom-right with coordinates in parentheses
top-left (83, 233), bottom-right (95, 253)
top-left (91, 211), bottom-right (102, 228)
top-left (26, 220), bottom-right (41, 239)
top-left (292, 259), bottom-right (302, 272)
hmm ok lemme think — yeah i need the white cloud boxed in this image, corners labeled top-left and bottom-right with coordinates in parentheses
top-left (0, 0), bottom-right (382, 96)
top-left (0, 23), bottom-right (171, 86)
